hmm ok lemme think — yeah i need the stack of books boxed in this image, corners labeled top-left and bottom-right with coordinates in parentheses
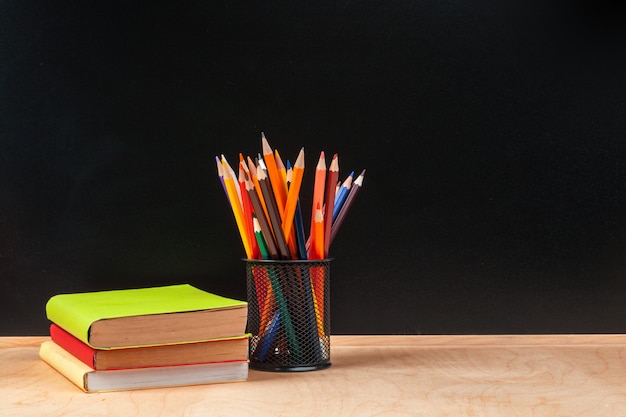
top-left (40, 284), bottom-right (249, 392)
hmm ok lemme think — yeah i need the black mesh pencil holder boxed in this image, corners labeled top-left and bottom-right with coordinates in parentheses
top-left (245, 259), bottom-right (331, 372)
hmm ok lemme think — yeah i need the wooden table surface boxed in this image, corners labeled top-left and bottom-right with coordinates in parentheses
top-left (2, 335), bottom-right (626, 416)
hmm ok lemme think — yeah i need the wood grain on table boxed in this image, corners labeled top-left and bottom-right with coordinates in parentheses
top-left (2, 335), bottom-right (625, 416)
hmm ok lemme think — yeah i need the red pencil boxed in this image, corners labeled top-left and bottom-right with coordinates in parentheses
top-left (239, 163), bottom-right (259, 259)
top-left (323, 154), bottom-right (339, 257)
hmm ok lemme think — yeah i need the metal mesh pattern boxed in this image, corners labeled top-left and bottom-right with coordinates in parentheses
top-left (245, 259), bottom-right (331, 371)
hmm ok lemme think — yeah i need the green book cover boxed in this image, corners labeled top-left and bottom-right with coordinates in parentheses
top-left (45, 284), bottom-right (247, 347)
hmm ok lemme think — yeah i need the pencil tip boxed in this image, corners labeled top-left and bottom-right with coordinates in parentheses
top-left (295, 148), bottom-right (305, 168)
top-left (354, 169), bottom-right (365, 186)
top-left (261, 134), bottom-right (271, 154)
top-left (329, 154), bottom-right (339, 171)
top-left (316, 152), bottom-right (326, 169)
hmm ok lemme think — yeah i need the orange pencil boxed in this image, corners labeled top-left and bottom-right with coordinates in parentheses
top-left (261, 133), bottom-right (288, 217)
top-left (275, 149), bottom-right (288, 187)
top-left (323, 154), bottom-right (339, 257)
top-left (309, 151), bottom-right (326, 251)
top-left (275, 148), bottom-right (298, 254)
top-left (310, 203), bottom-right (325, 260)
top-left (283, 160), bottom-right (298, 257)
top-left (281, 148), bottom-right (305, 251)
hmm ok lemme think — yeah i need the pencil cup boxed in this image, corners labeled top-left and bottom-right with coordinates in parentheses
top-left (244, 259), bottom-right (332, 372)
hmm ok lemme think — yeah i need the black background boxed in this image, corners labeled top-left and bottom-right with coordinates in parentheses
top-left (3, 1), bottom-right (626, 335)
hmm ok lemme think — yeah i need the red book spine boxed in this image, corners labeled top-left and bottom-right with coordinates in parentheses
top-left (49, 323), bottom-right (96, 369)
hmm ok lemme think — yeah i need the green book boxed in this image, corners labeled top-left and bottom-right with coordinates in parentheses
top-left (46, 284), bottom-right (248, 349)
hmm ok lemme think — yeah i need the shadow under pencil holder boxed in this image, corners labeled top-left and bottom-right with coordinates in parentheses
top-left (244, 259), bottom-right (332, 372)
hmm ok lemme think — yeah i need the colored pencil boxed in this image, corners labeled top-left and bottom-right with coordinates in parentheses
top-left (246, 156), bottom-right (271, 223)
top-left (330, 169), bottom-right (365, 245)
top-left (244, 172), bottom-right (280, 260)
top-left (310, 203), bottom-right (325, 260)
top-left (275, 149), bottom-right (288, 187)
top-left (323, 153), bottom-right (339, 257)
top-left (222, 154), bottom-right (242, 206)
top-left (294, 200), bottom-right (307, 259)
top-left (283, 160), bottom-right (299, 258)
top-left (253, 217), bottom-right (269, 260)
top-left (256, 310), bottom-right (281, 361)
top-left (309, 152), bottom-right (326, 256)
top-left (294, 265), bottom-right (323, 362)
top-left (257, 155), bottom-right (268, 175)
top-left (281, 148), bottom-right (305, 251)
top-left (257, 167), bottom-right (291, 259)
top-left (333, 171), bottom-right (353, 221)
top-left (265, 266), bottom-right (300, 358)
top-left (215, 155), bottom-right (227, 196)
top-left (220, 156), bottom-right (253, 258)
top-left (309, 264), bottom-right (325, 337)
top-left (261, 133), bottom-right (288, 217)
top-left (286, 157), bottom-right (307, 259)
top-left (239, 163), bottom-right (259, 259)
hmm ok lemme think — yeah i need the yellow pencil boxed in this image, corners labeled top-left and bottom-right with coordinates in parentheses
top-left (221, 156), bottom-right (253, 258)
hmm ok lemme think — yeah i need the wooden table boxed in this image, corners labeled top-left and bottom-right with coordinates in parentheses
top-left (2, 335), bottom-right (626, 416)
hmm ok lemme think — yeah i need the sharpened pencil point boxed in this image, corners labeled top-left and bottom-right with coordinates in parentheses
top-left (261, 133), bottom-right (272, 155)
top-left (294, 148), bottom-right (305, 169)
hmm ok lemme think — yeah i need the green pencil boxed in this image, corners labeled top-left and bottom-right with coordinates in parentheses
top-left (253, 217), bottom-right (269, 260)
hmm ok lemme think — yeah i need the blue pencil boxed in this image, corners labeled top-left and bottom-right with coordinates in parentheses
top-left (294, 200), bottom-right (308, 259)
top-left (333, 171), bottom-right (354, 222)
top-left (257, 311), bottom-right (281, 361)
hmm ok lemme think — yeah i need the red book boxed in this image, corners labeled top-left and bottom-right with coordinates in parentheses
top-left (49, 324), bottom-right (249, 371)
